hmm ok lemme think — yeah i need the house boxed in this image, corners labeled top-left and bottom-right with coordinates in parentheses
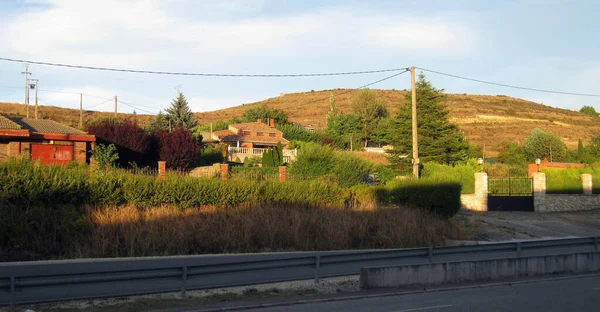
top-left (210, 118), bottom-right (297, 163)
top-left (0, 114), bottom-right (95, 165)
top-left (527, 158), bottom-right (584, 177)
top-left (211, 118), bottom-right (289, 149)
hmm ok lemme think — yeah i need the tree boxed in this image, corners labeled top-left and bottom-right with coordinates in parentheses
top-left (90, 143), bottom-right (119, 170)
top-left (147, 111), bottom-right (170, 132)
top-left (523, 128), bottom-right (567, 162)
top-left (326, 113), bottom-right (362, 150)
top-left (242, 104), bottom-right (289, 125)
top-left (87, 119), bottom-right (156, 167)
top-left (351, 89), bottom-right (388, 147)
top-left (153, 128), bottom-right (201, 170)
top-left (388, 73), bottom-right (470, 165)
top-left (262, 142), bottom-right (284, 167)
top-left (580, 106), bottom-right (598, 117)
top-left (165, 92), bottom-right (197, 131)
top-left (498, 142), bottom-right (527, 166)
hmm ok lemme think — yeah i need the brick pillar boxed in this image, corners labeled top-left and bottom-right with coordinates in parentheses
top-left (220, 164), bottom-right (229, 180)
top-left (581, 174), bottom-right (593, 195)
top-left (474, 172), bottom-right (488, 211)
top-left (533, 172), bottom-right (547, 212)
top-left (21, 142), bottom-right (31, 159)
top-left (158, 161), bottom-right (166, 179)
top-left (8, 142), bottom-right (21, 157)
top-left (74, 142), bottom-right (87, 163)
top-left (279, 166), bottom-right (286, 182)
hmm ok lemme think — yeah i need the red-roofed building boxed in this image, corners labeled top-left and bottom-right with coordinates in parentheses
top-left (0, 114), bottom-right (95, 165)
top-left (211, 118), bottom-right (289, 149)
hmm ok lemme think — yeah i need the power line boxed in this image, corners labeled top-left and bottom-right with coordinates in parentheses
top-left (297, 68), bottom-right (410, 107)
top-left (416, 67), bottom-right (600, 97)
top-left (84, 99), bottom-right (113, 110)
top-left (0, 56), bottom-right (407, 77)
top-left (118, 100), bottom-right (158, 114)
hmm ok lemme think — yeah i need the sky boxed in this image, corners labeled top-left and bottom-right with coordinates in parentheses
top-left (0, 0), bottom-right (599, 115)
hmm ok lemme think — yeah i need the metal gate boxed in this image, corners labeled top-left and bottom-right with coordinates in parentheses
top-left (31, 144), bottom-right (74, 165)
top-left (488, 177), bottom-right (534, 212)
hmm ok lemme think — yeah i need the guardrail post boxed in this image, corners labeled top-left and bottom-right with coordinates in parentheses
top-left (516, 242), bottom-right (522, 258)
top-left (314, 256), bottom-right (321, 284)
top-left (428, 247), bottom-right (433, 263)
top-left (181, 266), bottom-right (188, 298)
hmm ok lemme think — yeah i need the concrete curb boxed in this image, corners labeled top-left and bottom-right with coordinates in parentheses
top-left (182, 273), bottom-right (600, 312)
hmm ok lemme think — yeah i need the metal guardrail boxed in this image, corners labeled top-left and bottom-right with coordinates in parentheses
top-left (1, 236), bottom-right (599, 305)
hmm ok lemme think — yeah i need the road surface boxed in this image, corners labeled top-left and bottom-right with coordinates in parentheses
top-left (239, 275), bottom-right (600, 312)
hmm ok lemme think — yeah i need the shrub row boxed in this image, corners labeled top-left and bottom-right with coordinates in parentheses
top-left (420, 162), bottom-right (476, 194)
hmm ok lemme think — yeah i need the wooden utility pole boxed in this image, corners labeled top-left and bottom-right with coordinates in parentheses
top-left (410, 66), bottom-right (419, 178)
top-left (79, 93), bottom-right (83, 128)
top-left (114, 95), bottom-right (117, 118)
top-left (33, 80), bottom-right (38, 119)
top-left (21, 65), bottom-right (31, 114)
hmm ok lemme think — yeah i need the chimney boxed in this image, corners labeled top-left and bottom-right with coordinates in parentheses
top-left (269, 118), bottom-right (275, 128)
top-left (257, 118), bottom-right (262, 124)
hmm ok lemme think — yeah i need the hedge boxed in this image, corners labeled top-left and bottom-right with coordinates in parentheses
top-left (420, 162), bottom-right (476, 194)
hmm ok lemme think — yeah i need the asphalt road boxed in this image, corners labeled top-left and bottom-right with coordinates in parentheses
top-left (242, 276), bottom-right (600, 312)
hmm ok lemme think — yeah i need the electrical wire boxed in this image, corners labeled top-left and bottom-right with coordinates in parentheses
top-left (295, 68), bottom-right (410, 108)
top-left (83, 99), bottom-right (113, 110)
top-left (416, 67), bottom-right (600, 97)
top-left (0, 56), bottom-right (407, 77)
top-left (118, 100), bottom-right (158, 114)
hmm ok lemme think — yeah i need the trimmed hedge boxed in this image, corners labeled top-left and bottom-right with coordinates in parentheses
top-left (420, 162), bottom-right (476, 194)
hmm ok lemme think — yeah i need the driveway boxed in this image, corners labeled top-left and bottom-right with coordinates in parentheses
top-left (455, 209), bottom-right (600, 242)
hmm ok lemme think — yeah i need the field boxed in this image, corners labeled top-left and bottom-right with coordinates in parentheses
top-left (3, 89), bottom-right (600, 155)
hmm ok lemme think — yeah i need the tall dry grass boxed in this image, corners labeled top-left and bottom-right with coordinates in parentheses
top-left (72, 204), bottom-right (463, 258)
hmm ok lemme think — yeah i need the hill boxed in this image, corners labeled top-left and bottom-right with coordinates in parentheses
top-left (197, 89), bottom-right (600, 156)
top-left (3, 89), bottom-right (599, 156)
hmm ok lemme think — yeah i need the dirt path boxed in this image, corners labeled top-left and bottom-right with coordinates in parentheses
top-left (454, 209), bottom-right (600, 242)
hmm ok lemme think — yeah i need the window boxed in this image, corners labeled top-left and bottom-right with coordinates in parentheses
top-left (269, 133), bottom-right (276, 137)
top-left (257, 132), bottom-right (263, 136)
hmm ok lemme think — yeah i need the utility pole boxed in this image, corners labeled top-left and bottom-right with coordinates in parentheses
top-left (114, 95), bottom-right (117, 118)
top-left (21, 65), bottom-right (31, 115)
top-left (410, 66), bottom-right (419, 178)
top-left (31, 79), bottom-right (39, 119)
top-left (79, 93), bottom-right (83, 128)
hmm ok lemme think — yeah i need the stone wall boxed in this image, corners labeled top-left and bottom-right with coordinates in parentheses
top-left (542, 195), bottom-right (600, 212)
top-left (460, 172), bottom-right (488, 212)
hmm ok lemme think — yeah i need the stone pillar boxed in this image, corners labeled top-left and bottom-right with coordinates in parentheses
top-left (474, 172), bottom-right (488, 211)
top-left (220, 163), bottom-right (229, 180)
top-left (533, 172), bottom-right (547, 212)
top-left (158, 161), bottom-right (166, 180)
top-left (581, 174), bottom-right (593, 195)
top-left (279, 166), bottom-right (286, 182)
top-left (74, 142), bottom-right (87, 164)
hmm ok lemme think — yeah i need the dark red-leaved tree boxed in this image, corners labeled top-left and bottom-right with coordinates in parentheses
top-left (153, 128), bottom-right (200, 170)
top-left (87, 119), bottom-right (156, 167)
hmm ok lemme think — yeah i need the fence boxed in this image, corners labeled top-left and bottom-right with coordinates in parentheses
top-left (2, 236), bottom-right (598, 305)
top-left (488, 177), bottom-right (533, 196)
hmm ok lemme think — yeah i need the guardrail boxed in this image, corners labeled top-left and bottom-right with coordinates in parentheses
top-left (2, 236), bottom-right (599, 305)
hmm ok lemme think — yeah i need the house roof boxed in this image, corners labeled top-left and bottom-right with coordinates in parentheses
top-left (230, 122), bottom-right (282, 133)
top-left (0, 115), bottom-right (22, 130)
top-left (5, 116), bottom-right (85, 135)
top-left (212, 129), bottom-right (289, 145)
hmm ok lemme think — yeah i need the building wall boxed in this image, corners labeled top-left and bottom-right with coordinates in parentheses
top-left (0, 142), bottom-right (8, 161)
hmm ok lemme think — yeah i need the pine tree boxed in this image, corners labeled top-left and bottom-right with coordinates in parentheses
top-left (147, 111), bottom-right (170, 132)
top-left (389, 73), bottom-right (469, 165)
top-left (165, 92), bottom-right (197, 131)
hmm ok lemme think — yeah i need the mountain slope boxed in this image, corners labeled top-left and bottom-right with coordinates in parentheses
top-left (197, 89), bottom-right (600, 155)
top-left (2, 89), bottom-right (598, 156)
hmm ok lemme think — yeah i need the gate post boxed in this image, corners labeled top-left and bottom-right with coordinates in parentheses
top-left (533, 172), bottom-right (547, 212)
top-left (475, 172), bottom-right (488, 211)
top-left (581, 174), bottom-right (593, 195)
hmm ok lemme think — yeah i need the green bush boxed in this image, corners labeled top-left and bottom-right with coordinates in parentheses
top-left (541, 168), bottom-right (583, 194)
top-left (289, 143), bottom-right (336, 178)
top-left (387, 178), bottom-right (462, 217)
top-left (122, 174), bottom-right (156, 205)
top-left (421, 162), bottom-right (476, 194)
top-left (332, 153), bottom-right (371, 187)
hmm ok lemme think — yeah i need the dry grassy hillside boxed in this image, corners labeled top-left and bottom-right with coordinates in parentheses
top-left (197, 89), bottom-right (600, 155)
top-left (3, 88), bottom-right (599, 155)
top-left (0, 102), bottom-right (154, 129)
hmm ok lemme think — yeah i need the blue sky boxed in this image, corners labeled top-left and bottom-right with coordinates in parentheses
top-left (0, 0), bottom-right (598, 115)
